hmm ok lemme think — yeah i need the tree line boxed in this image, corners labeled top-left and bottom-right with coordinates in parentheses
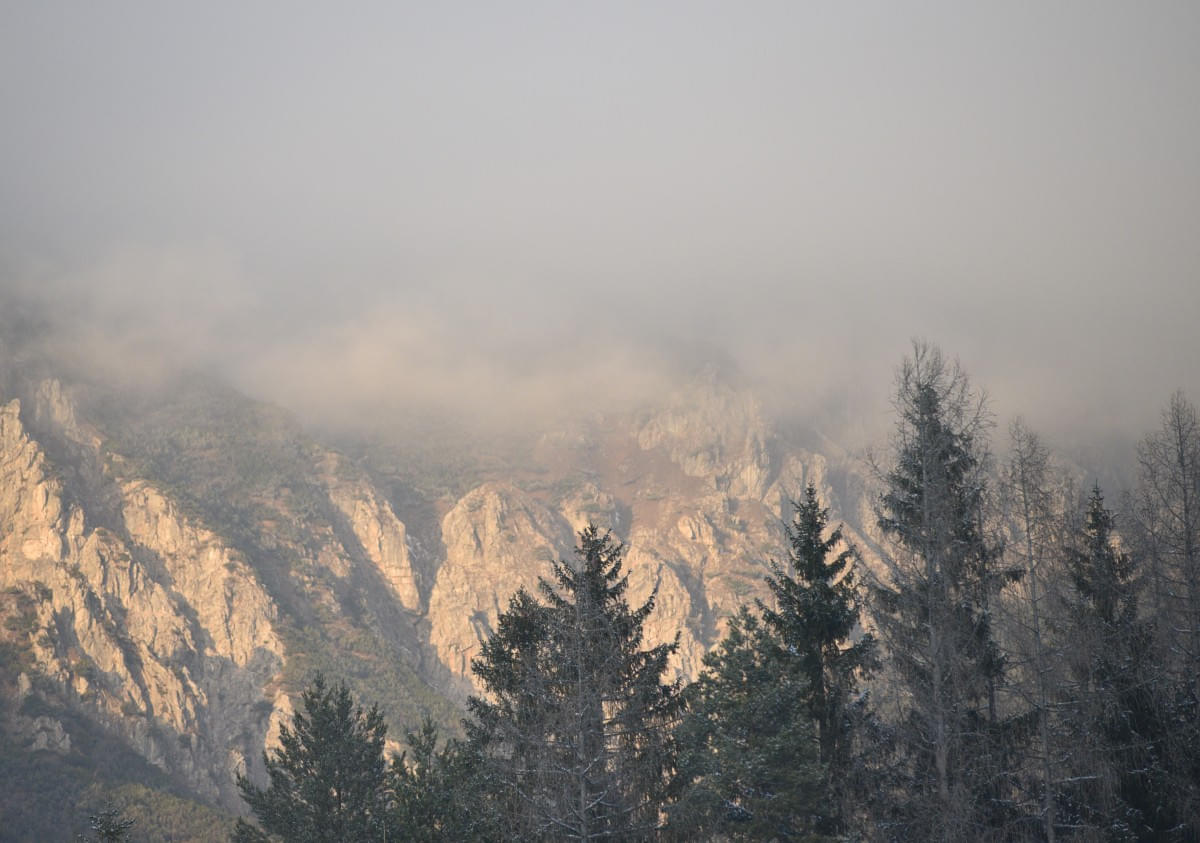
top-left (232, 342), bottom-right (1200, 841)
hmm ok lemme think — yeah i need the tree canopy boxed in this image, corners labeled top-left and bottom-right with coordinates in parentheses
top-left (466, 526), bottom-right (682, 840)
top-left (234, 674), bottom-right (390, 843)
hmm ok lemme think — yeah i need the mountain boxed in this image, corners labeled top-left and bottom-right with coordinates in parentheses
top-left (0, 349), bottom-right (877, 839)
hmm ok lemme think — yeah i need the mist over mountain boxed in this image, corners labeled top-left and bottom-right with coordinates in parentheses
top-left (0, 292), bottom-right (1187, 837)
top-left (4, 3), bottom-right (1198, 451)
top-left (2, 3), bottom-right (1199, 838)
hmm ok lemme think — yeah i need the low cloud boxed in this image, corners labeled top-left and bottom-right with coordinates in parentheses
top-left (2, 4), bottom-right (1196, 454)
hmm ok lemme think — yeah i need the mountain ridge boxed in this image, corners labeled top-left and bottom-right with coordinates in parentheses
top-left (0, 351), bottom-right (878, 837)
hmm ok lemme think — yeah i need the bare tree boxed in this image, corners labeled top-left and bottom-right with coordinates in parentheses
top-left (1132, 391), bottom-right (1200, 828)
top-left (999, 419), bottom-right (1067, 842)
top-left (1136, 391), bottom-right (1200, 680)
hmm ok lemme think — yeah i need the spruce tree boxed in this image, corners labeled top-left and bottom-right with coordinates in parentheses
top-left (871, 342), bottom-right (1018, 838)
top-left (76, 805), bottom-right (135, 842)
top-left (234, 674), bottom-right (391, 842)
top-left (390, 718), bottom-right (492, 841)
top-left (759, 483), bottom-right (875, 833)
top-left (466, 526), bottom-right (682, 840)
top-left (1057, 486), bottom-right (1184, 839)
top-left (669, 608), bottom-right (826, 841)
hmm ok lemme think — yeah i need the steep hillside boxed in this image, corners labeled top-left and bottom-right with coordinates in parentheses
top-left (0, 372), bottom-right (459, 836)
top-left (0, 356), bottom-right (878, 835)
top-left (419, 371), bottom-right (879, 686)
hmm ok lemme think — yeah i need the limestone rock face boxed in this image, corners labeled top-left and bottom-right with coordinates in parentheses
top-left (559, 481), bottom-right (622, 536)
top-left (0, 398), bottom-right (69, 564)
top-left (321, 455), bottom-right (422, 611)
top-left (30, 377), bottom-right (91, 447)
top-left (120, 480), bottom-right (283, 669)
top-left (0, 364), bottom-right (880, 822)
top-left (424, 377), bottom-right (874, 689)
top-left (0, 386), bottom-right (286, 810)
top-left (25, 715), bottom-right (72, 753)
top-left (429, 482), bottom-right (575, 679)
top-left (635, 375), bottom-right (775, 499)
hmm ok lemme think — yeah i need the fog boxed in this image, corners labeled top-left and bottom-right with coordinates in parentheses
top-left (2, 3), bottom-right (1198, 447)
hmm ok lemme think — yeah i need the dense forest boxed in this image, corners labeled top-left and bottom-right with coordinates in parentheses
top-left (229, 342), bottom-right (1200, 842)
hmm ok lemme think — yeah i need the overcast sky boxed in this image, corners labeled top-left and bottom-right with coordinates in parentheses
top-left (2, 2), bottom-right (1198, 442)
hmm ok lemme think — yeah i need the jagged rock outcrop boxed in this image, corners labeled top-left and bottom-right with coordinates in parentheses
top-left (635, 375), bottom-right (776, 499)
top-left (321, 455), bottom-right (422, 612)
top-left (425, 379), bottom-right (875, 688)
top-left (0, 387), bottom-right (287, 809)
top-left (558, 481), bottom-right (622, 536)
top-left (120, 480), bottom-right (283, 669)
top-left (19, 713), bottom-right (72, 753)
top-left (30, 376), bottom-right (92, 448)
top-left (428, 482), bottom-right (576, 680)
top-left (0, 363), bottom-right (881, 828)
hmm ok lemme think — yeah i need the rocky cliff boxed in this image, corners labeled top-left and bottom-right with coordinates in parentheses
top-left (0, 374), bottom-right (452, 831)
top-left (426, 374), bottom-right (877, 687)
top-left (0, 389), bottom-right (285, 809)
top-left (0, 364), bottom-right (876, 834)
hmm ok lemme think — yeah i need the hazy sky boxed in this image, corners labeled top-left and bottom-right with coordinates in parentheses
top-left (2, 2), bottom-right (1198, 442)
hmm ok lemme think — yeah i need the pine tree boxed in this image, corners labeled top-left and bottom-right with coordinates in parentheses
top-left (466, 526), bottom-right (682, 840)
top-left (758, 483), bottom-right (875, 833)
top-left (871, 342), bottom-right (1019, 838)
top-left (669, 608), bottom-right (827, 841)
top-left (234, 674), bottom-right (391, 842)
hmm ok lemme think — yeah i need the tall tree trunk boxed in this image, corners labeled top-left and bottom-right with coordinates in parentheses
top-left (1008, 421), bottom-right (1057, 842)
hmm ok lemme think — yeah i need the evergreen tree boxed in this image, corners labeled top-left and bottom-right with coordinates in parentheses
top-left (234, 674), bottom-right (391, 842)
top-left (1057, 486), bottom-right (1185, 839)
top-left (390, 718), bottom-right (493, 841)
top-left (871, 342), bottom-right (1020, 839)
top-left (76, 804), bottom-right (135, 842)
top-left (669, 608), bottom-right (827, 841)
top-left (759, 483), bottom-right (875, 833)
top-left (466, 526), bottom-right (682, 840)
